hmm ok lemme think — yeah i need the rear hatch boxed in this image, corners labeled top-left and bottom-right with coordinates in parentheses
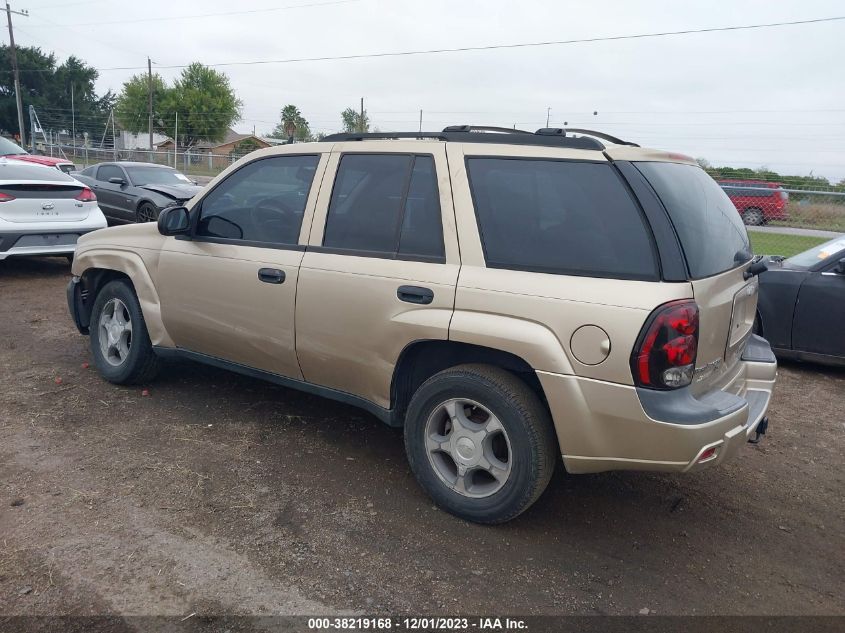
top-left (0, 183), bottom-right (92, 222)
top-left (0, 161), bottom-right (92, 223)
top-left (634, 161), bottom-right (757, 393)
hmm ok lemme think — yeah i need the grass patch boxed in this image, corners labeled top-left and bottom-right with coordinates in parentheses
top-left (748, 231), bottom-right (827, 257)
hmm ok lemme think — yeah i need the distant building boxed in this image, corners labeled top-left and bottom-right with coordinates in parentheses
top-left (156, 128), bottom-right (274, 168)
top-left (118, 130), bottom-right (170, 150)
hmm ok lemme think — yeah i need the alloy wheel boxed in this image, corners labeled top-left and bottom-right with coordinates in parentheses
top-left (98, 298), bottom-right (133, 367)
top-left (424, 398), bottom-right (513, 498)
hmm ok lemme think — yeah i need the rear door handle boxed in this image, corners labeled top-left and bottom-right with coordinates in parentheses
top-left (258, 268), bottom-right (285, 284)
top-left (397, 285), bottom-right (433, 304)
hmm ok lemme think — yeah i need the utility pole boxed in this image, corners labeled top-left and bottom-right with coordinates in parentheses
top-left (71, 83), bottom-right (75, 155)
top-left (111, 109), bottom-right (117, 160)
top-left (359, 97), bottom-right (364, 133)
top-left (419, 109), bottom-right (423, 134)
top-left (5, 2), bottom-right (29, 146)
top-left (147, 57), bottom-right (154, 155)
top-left (546, 107), bottom-right (551, 128)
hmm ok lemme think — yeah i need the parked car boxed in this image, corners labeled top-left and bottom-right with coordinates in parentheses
top-left (0, 159), bottom-right (106, 261)
top-left (66, 127), bottom-right (777, 524)
top-left (1, 135), bottom-right (75, 173)
top-left (755, 235), bottom-right (845, 366)
top-left (717, 179), bottom-right (789, 225)
top-left (74, 162), bottom-right (202, 224)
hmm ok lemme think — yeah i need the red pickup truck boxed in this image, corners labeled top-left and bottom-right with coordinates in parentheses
top-left (717, 179), bottom-right (789, 226)
top-left (1, 136), bottom-right (75, 173)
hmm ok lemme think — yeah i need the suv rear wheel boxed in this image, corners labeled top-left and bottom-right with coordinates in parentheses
top-left (404, 364), bottom-right (557, 524)
top-left (89, 280), bottom-right (160, 384)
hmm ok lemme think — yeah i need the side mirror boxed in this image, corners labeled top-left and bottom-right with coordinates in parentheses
top-left (158, 206), bottom-right (191, 236)
top-left (108, 176), bottom-right (126, 185)
top-left (835, 258), bottom-right (845, 275)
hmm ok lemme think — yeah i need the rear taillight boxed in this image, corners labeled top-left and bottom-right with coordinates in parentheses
top-left (0, 192), bottom-right (14, 203)
top-left (75, 187), bottom-right (96, 202)
top-left (631, 300), bottom-right (699, 390)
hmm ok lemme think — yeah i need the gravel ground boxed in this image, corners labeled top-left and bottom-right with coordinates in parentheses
top-left (1, 257), bottom-right (843, 622)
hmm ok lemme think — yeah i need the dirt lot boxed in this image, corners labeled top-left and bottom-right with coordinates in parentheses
top-left (1, 257), bottom-right (843, 620)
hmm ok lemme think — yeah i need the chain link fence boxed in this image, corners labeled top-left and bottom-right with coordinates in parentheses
top-left (43, 142), bottom-right (260, 183)
top-left (706, 170), bottom-right (845, 257)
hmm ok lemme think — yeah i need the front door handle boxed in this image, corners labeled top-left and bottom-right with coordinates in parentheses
top-left (258, 268), bottom-right (285, 284)
top-left (397, 285), bottom-right (433, 304)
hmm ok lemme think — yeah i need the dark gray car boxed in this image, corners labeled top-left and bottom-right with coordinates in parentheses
top-left (756, 234), bottom-right (845, 366)
top-left (74, 162), bottom-right (203, 223)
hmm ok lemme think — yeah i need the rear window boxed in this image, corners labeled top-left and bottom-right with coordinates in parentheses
top-left (637, 162), bottom-right (751, 279)
top-left (466, 158), bottom-right (658, 280)
top-left (0, 161), bottom-right (75, 182)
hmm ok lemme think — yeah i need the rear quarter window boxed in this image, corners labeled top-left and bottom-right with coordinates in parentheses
top-left (637, 163), bottom-right (751, 279)
top-left (466, 158), bottom-right (658, 280)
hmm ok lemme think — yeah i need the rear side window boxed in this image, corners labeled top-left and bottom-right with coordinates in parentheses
top-left (637, 163), bottom-right (750, 279)
top-left (466, 158), bottom-right (658, 280)
top-left (323, 154), bottom-right (444, 260)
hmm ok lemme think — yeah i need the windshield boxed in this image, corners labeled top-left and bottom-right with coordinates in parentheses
top-left (785, 235), bottom-right (845, 269)
top-left (636, 162), bottom-right (751, 279)
top-left (0, 136), bottom-right (27, 156)
top-left (125, 166), bottom-right (192, 186)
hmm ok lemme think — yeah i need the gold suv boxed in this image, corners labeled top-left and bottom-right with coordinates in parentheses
top-left (67, 126), bottom-right (777, 524)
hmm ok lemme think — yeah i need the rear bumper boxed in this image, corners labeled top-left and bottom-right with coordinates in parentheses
top-left (538, 335), bottom-right (777, 474)
top-left (0, 221), bottom-right (106, 260)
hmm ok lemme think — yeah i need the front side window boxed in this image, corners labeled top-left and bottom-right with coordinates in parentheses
top-left (323, 154), bottom-right (444, 259)
top-left (637, 162), bottom-right (751, 278)
top-left (97, 165), bottom-right (125, 182)
top-left (467, 158), bottom-right (658, 279)
top-left (196, 155), bottom-right (320, 245)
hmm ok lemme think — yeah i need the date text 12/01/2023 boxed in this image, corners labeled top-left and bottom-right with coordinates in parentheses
top-left (307, 617), bottom-right (528, 630)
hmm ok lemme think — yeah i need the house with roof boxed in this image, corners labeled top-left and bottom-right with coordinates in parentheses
top-left (155, 128), bottom-right (280, 168)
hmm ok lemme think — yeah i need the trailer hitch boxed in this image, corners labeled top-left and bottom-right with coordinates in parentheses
top-left (748, 416), bottom-right (769, 444)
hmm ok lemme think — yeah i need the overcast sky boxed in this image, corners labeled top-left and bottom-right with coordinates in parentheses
top-left (8, 0), bottom-right (845, 181)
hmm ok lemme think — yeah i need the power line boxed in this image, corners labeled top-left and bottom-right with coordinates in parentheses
top-left (25, 0), bottom-right (361, 28)
top-left (5, 14), bottom-right (845, 73)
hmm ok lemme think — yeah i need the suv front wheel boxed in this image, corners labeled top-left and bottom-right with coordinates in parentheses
top-left (404, 364), bottom-right (558, 524)
top-left (89, 280), bottom-right (160, 384)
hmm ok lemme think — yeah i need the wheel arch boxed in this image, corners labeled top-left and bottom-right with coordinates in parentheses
top-left (73, 249), bottom-right (174, 347)
top-left (390, 340), bottom-right (548, 424)
top-left (135, 198), bottom-right (161, 221)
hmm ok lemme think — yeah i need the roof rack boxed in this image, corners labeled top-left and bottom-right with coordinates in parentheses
top-left (564, 128), bottom-right (640, 147)
top-left (322, 127), bottom-right (605, 150)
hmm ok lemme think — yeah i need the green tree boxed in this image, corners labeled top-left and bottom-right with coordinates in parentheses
top-left (53, 56), bottom-right (115, 138)
top-left (229, 137), bottom-right (262, 159)
top-left (166, 63), bottom-right (242, 147)
top-left (269, 104), bottom-right (311, 141)
top-left (341, 106), bottom-right (369, 133)
top-left (1, 47), bottom-right (111, 142)
top-left (115, 72), bottom-right (169, 136)
top-left (115, 62), bottom-right (241, 148)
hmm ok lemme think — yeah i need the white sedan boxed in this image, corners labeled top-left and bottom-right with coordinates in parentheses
top-left (0, 159), bottom-right (107, 261)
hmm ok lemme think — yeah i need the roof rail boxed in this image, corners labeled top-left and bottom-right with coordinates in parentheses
top-left (322, 132), bottom-right (449, 142)
top-left (322, 128), bottom-right (605, 150)
top-left (564, 128), bottom-right (639, 147)
top-left (442, 125), bottom-right (532, 134)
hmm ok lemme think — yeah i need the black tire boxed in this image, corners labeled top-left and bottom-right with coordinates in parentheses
top-left (404, 364), bottom-right (558, 524)
top-left (136, 202), bottom-right (159, 223)
top-left (89, 280), bottom-right (160, 384)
